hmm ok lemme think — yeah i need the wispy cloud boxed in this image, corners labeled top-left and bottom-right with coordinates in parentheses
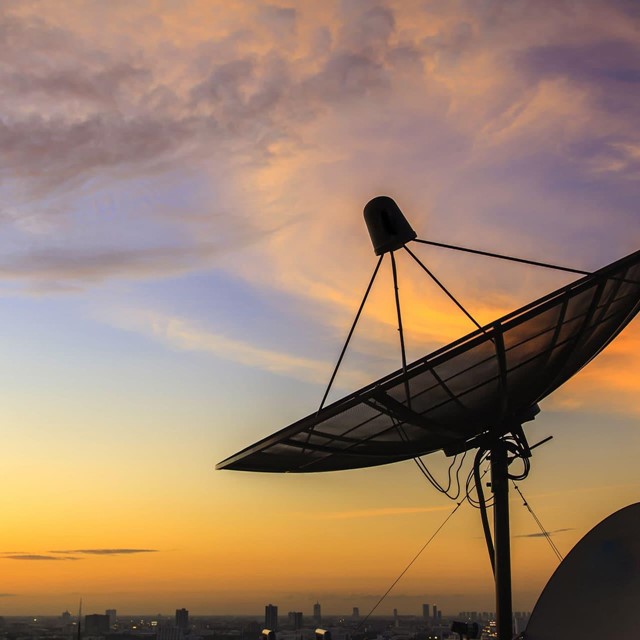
top-left (105, 307), bottom-right (373, 386)
top-left (2, 548), bottom-right (159, 561)
top-left (1, 554), bottom-right (81, 561)
top-left (309, 505), bottom-right (453, 521)
top-left (515, 528), bottom-right (574, 538)
top-left (50, 548), bottom-right (159, 555)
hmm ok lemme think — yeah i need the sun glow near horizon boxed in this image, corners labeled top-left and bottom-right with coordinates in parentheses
top-left (0, 0), bottom-right (639, 617)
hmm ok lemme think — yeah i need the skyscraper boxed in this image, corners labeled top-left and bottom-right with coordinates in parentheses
top-left (105, 610), bottom-right (116, 629)
top-left (352, 608), bottom-right (359, 619)
top-left (175, 609), bottom-right (189, 633)
top-left (422, 604), bottom-right (430, 621)
top-left (84, 614), bottom-right (110, 637)
top-left (313, 602), bottom-right (321, 625)
top-left (288, 612), bottom-right (303, 630)
top-left (158, 626), bottom-right (183, 640)
top-left (265, 604), bottom-right (278, 631)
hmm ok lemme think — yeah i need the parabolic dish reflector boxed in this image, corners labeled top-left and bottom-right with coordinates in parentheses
top-left (217, 249), bottom-right (640, 473)
top-left (524, 502), bottom-right (640, 640)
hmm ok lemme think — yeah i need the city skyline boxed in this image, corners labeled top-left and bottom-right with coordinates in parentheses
top-left (1, 0), bottom-right (639, 617)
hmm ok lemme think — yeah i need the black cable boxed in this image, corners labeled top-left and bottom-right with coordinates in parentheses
top-left (394, 420), bottom-right (458, 498)
top-left (466, 450), bottom-right (493, 509)
top-left (465, 434), bottom-right (538, 578)
top-left (474, 448), bottom-right (495, 575)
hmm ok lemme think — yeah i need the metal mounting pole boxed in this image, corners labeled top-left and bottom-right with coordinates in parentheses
top-left (491, 440), bottom-right (513, 640)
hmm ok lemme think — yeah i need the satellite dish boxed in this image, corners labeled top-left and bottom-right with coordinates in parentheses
top-left (217, 244), bottom-right (640, 472)
top-left (522, 503), bottom-right (640, 639)
top-left (217, 197), bottom-right (640, 640)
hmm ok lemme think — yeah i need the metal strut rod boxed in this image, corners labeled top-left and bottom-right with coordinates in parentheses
top-left (403, 245), bottom-right (485, 333)
top-left (390, 251), bottom-right (412, 409)
top-left (316, 254), bottom-right (384, 414)
top-left (414, 238), bottom-right (591, 277)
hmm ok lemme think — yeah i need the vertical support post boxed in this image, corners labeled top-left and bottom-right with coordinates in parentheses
top-left (491, 440), bottom-right (513, 640)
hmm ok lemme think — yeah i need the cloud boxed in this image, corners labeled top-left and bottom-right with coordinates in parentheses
top-left (515, 528), bottom-right (574, 538)
top-left (0, 0), bottom-right (636, 288)
top-left (0, 0), bottom-right (638, 413)
top-left (310, 505), bottom-right (453, 520)
top-left (50, 548), bottom-right (159, 555)
top-left (546, 330), bottom-right (640, 416)
top-left (106, 307), bottom-right (351, 385)
top-left (1, 554), bottom-right (81, 561)
top-left (0, 244), bottom-right (224, 286)
top-left (2, 549), bottom-right (159, 560)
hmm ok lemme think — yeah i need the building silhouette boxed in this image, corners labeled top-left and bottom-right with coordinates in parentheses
top-left (352, 607), bottom-right (359, 619)
top-left (105, 610), bottom-right (116, 629)
top-left (157, 626), bottom-right (183, 640)
top-left (265, 604), bottom-right (278, 631)
top-left (288, 612), bottom-right (303, 630)
top-left (84, 614), bottom-right (109, 637)
top-left (313, 602), bottom-right (321, 625)
top-left (175, 609), bottom-right (189, 633)
top-left (422, 604), bottom-right (430, 621)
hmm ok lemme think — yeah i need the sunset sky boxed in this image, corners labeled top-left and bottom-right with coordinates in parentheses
top-left (1, 0), bottom-right (640, 617)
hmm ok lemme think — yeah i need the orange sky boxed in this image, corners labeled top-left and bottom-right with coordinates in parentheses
top-left (0, 0), bottom-right (639, 617)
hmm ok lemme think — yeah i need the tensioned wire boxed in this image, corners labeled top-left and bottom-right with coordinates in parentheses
top-left (312, 240), bottom-right (574, 625)
top-left (355, 473), bottom-right (564, 630)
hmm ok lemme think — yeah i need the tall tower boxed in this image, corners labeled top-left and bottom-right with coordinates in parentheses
top-left (265, 604), bottom-right (278, 631)
top-left (175, 608), bottom-right (189, 633)
top-left (106, 610), bottom-right (116, 629)
top-left (288, 612), bottom-right (303, 630)
top-left (313, 602), bottom-right (321, 625)
top-left (422, 604), bottom-right (430, 621)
